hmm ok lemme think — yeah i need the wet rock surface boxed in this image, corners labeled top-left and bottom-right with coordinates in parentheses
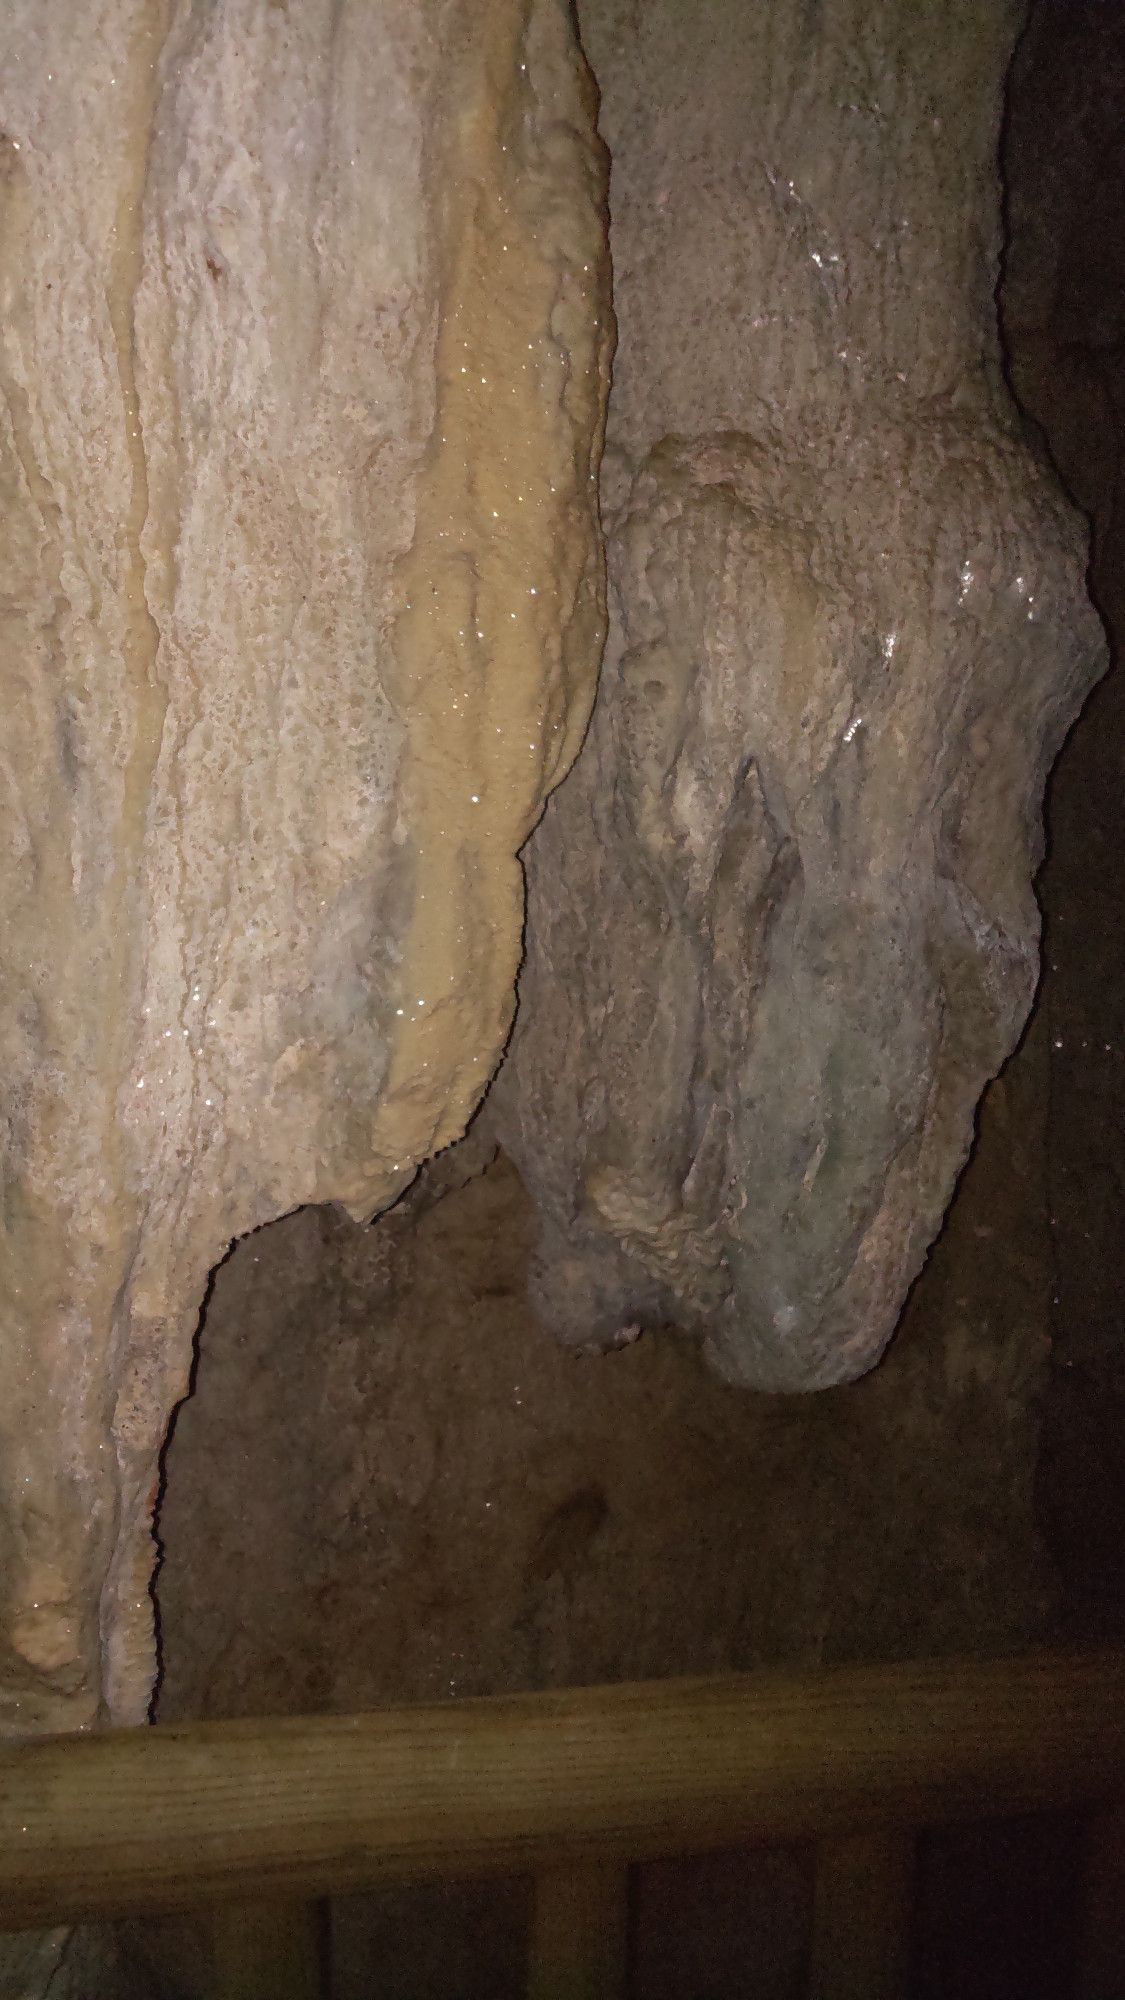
top-left (494, 0), bottom-right (1105, 1388)
top-left (0, 0), bottom-right (610, 1737)
top-left (2, 1), bottom-right (1122, 1994)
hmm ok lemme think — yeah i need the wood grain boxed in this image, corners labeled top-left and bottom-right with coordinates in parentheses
top-left (0, 1649), bottom-right (1121, 1931)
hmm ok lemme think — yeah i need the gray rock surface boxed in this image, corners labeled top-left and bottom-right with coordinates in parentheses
top-left (0, 0), bottom-right (610, 1734)
top-left (493, 0), bottom-right (1105, 1387)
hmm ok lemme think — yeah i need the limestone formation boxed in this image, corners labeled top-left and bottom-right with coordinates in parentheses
top-left (0, 0), bottom-right (611, 1733)
top-left (493, 0), bottom-right (1106, 1388)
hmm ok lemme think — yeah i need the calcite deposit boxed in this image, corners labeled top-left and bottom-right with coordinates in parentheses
top-left (0, 0), bottom-right (611, 1733)
top-left (493, 0), bottom-right (1106, 1388)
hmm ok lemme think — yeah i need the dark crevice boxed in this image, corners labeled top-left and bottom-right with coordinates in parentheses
top-left (146, 1247), bottom-right (230, 1724)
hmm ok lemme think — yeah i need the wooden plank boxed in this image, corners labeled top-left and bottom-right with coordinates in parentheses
top-left (808, 1829), bottom-right (915, 2000)
top-left (1076, 1803), bottom-right (1125, 2000)
top-left (0, 1649), bottom-right (1121, 1930)
top-left (528, 1860), bottom-right (628, 2000)
top-left (207, 1897), bottom-right (323, 2000)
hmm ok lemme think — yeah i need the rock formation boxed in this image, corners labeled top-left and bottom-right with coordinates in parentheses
top-left (492, 0), bottom-right (1106, 1389)
top-left (0, 0), bottom-right (611, 1734)
top-left (0, 0), bottom-right (1109, 1759)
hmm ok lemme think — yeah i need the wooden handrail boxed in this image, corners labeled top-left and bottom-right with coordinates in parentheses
top-left (0, 1648), bottom-right (1122, 1932)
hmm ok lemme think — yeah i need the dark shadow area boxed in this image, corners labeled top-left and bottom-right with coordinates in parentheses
top-left (998, 0), bottom-right (1125, 1648)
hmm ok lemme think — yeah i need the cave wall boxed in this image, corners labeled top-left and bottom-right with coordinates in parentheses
top-left (492, 0), bottom-right (1105, 1389)
top-left (2, 0), bottom-right (1117, 1992)
top-left (143, 12), bottom-right (1115, 2000)
top-left (0, 0), bottom-right (611, 1738)
top-left (0, 0), bottom-right (1107, 1756)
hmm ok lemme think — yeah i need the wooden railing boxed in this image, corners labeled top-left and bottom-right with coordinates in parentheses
top-left (1, 1649), bottom-right (1122, 1997)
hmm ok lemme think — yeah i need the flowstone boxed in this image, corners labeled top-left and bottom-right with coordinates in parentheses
top-left (0, 0), bottom-right (611, 1734)
top-left (493, 0), bottom-right (1105, 1388)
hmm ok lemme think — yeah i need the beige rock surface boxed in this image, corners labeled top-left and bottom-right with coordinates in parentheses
top-left (493, 0), bottom-right (1106, 1387)
top-left (0, 0), bottom-right (611, 1734)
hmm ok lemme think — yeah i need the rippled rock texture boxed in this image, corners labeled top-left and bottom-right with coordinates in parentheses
top-left (493, 0), bottom-right (1106, 1389)
top-left (0, 0), bottom-right (611, 1733)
